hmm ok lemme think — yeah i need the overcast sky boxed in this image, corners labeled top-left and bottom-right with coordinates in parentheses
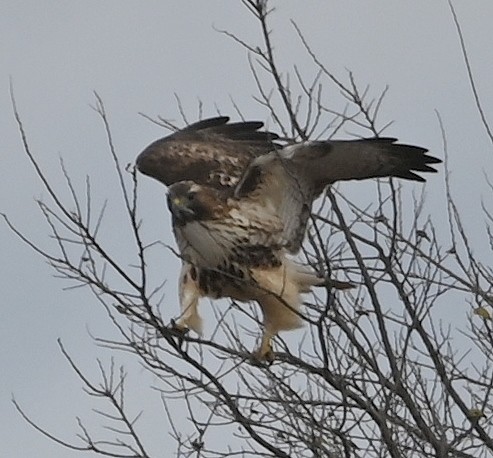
top-left (2, 1), bottom-right (493, 456)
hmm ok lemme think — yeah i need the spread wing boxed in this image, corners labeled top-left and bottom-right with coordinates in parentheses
top-left (235, 138), bottom-right (441, 252)
top-left (136, 116), bottom-right (279, 191)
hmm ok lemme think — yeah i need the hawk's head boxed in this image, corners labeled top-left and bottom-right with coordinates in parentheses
top-left (167, 181), bottom-right (226, 225)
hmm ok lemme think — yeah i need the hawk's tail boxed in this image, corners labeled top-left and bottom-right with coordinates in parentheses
top-left (323, 278), bottom-right (355, 290)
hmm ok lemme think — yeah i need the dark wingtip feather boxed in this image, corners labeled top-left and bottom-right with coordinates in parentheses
top-left (395, 171), bottom-right (427, 182)
top-left (180, 116), bottom-right (230, 133)
top-left (383, 140), bottom-right (441, 181)
top-left (424, 155), bottom-right (442, 164)
top-left (173, 116), bottom-right (280, 144)
top-left (415, 164), bottom-right (440, 173)
top-left (357, 137), bottom-right (442, 180)
top-left (206, 120), bottom-right (280, 142)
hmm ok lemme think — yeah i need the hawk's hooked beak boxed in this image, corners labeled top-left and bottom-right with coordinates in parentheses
top-left (167, 195), bottom-right (196, 223)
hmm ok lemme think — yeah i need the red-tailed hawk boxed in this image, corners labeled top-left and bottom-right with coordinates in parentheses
top-left (137, 116), bottom-right (440, 359)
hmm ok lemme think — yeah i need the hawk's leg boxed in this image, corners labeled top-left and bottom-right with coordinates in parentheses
top-left (174, 262), bottom-right (203, 334)
top-left (252, 285), bottom-right (304, 361)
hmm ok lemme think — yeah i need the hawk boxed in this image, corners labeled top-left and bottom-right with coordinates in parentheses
top-left (137, 116), bottom-right (440, 359)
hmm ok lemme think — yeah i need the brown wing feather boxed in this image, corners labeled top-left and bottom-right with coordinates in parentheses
top-left (235, 137), bottom-right (441, 252)
top-left (295, 138), bottom-right (441, 186)
top-left (136, 116), bottom-right (279, 190)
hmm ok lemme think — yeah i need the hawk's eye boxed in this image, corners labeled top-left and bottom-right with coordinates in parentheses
top-left (186, 192), bottom-right (196, 202)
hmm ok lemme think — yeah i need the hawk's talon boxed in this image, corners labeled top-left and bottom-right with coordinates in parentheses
top-left (249, 351), bottom-right (275, 366)
top-left (170, 319), bottom-right (190, 335)
top-left (250, 336), bottom-right (275, 365)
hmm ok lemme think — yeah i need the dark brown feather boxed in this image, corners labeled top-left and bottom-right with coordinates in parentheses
top-left (136, 116), bottom-right (279, 190)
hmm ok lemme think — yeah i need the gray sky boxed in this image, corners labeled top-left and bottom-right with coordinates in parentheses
top-left (2, 1), bottom-right (493, 456)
